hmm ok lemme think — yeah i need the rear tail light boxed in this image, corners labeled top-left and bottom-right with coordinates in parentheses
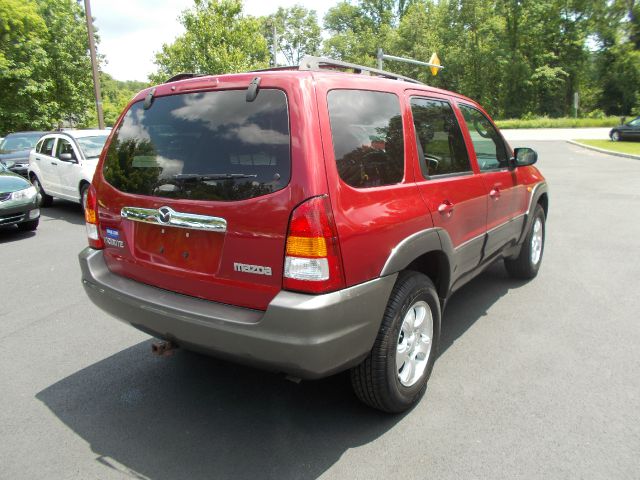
top-left (84, 184), bottom-right (104, 249)
top-left (283, 195), bottom-right (345, 294)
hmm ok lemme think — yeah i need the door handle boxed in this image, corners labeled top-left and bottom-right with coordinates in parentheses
top-left (51, 162), bottom-right (57, 166)
top-left (489, 188), bottom-right (500, 199)
top-left (438, 200), bottom-right (454, 217)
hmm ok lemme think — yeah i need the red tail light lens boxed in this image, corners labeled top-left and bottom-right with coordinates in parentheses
top-left (283, 195), bottom-right (345, 294)
top-left (84, 184), bottom-right (104, 249)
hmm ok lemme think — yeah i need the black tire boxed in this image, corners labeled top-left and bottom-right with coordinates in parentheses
top-left (80, 183), bottom-right (89, 211)
top-left (17, 218), bottom-right (39, 231)
top-left (32, 176), bottom-right (52, 207)
top-left (350, 271), bottom-right (441, 413)
top-left (504, 204), bottom-right (546, 279)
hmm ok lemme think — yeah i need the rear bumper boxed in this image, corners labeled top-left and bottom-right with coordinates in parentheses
top-left (79, 248), bottom-right (396, 379)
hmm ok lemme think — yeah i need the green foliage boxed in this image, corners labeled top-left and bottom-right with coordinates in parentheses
top-left (0, 0), bottom-right (51, 133)
top-left (0, 0), bottom-right (94, 134)
top-left (495, 116), bottom-right (621, 129)
top-left (323, 0), bottom-right (638, 119)
top-left (263, 5), bottom-right (322, 65)
top-left (150, 0), bottom-right (269, 83)
top-left (83, 74), bottom-right (149, 127)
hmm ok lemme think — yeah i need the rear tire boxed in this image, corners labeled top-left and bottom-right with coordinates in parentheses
top-left (17, 218), bottom-right (39, 231)
top-left (350, 271), bottom-right (440, 413)
top-left (504, 204), bottom-right (545, 279)
top-left (32, 176), bottom-right (52, 207)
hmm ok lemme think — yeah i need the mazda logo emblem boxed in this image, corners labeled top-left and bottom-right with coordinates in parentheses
top-left (158, 206), bottom-right (172, 224)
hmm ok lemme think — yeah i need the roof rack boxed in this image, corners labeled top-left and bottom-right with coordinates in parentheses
top-left (299, 56), bottom-right (423, 84)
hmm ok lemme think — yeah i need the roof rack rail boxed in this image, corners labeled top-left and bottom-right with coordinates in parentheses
top-left (166, 73), bottom-right (207, 83)
top-left (299, 55), bottom-right (423, 84)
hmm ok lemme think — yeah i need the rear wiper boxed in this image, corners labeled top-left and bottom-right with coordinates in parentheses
top-left (173, 173), bottom-right (258, 181)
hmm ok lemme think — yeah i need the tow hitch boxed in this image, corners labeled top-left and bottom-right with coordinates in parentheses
top-left (151, 340), bottom-right (177, 357)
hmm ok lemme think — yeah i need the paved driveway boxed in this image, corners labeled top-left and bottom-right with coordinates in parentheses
top-left (1, 141), bottom-right (638, 479)
top-left (502, 127), bottom-right (610, 142)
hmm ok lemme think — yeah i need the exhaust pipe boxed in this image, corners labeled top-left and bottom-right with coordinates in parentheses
top-left (151, 340), bottom-right (177, 357)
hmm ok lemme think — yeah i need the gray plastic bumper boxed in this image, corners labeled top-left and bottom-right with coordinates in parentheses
top-left (79, 248), bottom-right (397, 379)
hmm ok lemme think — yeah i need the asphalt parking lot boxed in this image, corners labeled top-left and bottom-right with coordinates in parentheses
top-left (1, 140), bottom-right (639, 479)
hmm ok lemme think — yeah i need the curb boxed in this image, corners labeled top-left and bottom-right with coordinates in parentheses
top-left (566, 140), bottom-right (640, 160)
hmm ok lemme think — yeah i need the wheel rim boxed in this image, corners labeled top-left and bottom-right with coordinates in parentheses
top-left (81, 189), bottom-right (87, 210)
top-left (612, 132), bottom-right (620, 141)
top-left (530, 217), bottom-right (543, 265)
top-left (396, 300), bottom-right (433, 387)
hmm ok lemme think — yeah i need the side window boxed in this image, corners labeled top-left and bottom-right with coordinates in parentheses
top-left (56, 138), bottom-right (76, 160)
top-left (35, 139), bottom-right (44, 153)
top-left (327, 90), bottom-right (404, 188)
top-left (410, 97), bottom-right (471, 177)
top-left (40, 137), bottom-right (56, 156)
top-left (459, 104), bottom-right (508, 171)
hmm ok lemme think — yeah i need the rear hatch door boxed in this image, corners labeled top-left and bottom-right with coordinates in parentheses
top-left (95, 82), bottom-right (305, 311)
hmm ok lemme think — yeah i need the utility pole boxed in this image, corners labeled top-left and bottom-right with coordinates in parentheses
top-left (84, 0), bottom-right (104, 129)
top-left (272, 22), bottom-right (278, 67)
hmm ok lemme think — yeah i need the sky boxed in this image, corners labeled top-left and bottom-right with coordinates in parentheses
top-left (91, 0), bottom-right (339, 82)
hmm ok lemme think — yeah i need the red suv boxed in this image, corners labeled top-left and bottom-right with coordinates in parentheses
top-left (79, 57), bottom-right (548, 412)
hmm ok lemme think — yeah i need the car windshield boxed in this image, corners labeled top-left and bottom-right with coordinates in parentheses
top-left (0, 133), bottom-right (42, 152)
top-left (76, 135), bottom-right (108, 159)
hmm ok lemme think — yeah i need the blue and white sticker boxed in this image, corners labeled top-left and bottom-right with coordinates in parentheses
top-left (104, 228), bottom-right (124, 248)
top-left (106, 228), bottom-right (119, 239)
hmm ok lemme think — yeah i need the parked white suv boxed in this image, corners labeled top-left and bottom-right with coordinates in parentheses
top-left (28, 130), bottom-right (109, 208)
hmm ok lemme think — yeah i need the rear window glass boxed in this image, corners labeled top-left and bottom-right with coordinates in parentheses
top-left (327, 90), bottom-right (404, 188)
top-left (103, 89), bottom-right (290, 201)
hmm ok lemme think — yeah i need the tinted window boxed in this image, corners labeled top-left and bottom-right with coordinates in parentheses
top-left (76, 135), bottom-right (107, 159)
top-left (410, 98), bottom-right (470, 176)
top-left (459, 104), bottom-right (508, 171)
top-left (56, 138), bottom-right (76, 160)
top-left (328, 90), bottom-right (404, 188)
top-left (103, 89), bottom-right (290, 202)
top-left (40, 137), bottom-right (56, 156)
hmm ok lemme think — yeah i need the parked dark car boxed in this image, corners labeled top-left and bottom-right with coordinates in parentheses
top-left (610, 116), bottom-right (640, 142)
top-left (0, 131), bottom-right (47, 177)
top-left (0, 162), bottom-right (40, 231)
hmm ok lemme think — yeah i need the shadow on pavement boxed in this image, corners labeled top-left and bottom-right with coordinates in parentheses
top-left (36, 261), bottom-right (527, 480)
top-left (40, 200), bottom-right (84, 225)
top-left (440, 261), bottom-right (527, 353)
top-left (37, 344), bottom-right (399, 480)
top-left (0, 225), bottom-right (36, 243)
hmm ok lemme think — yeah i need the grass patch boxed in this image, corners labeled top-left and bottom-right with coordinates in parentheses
top-left (573, 139), bottom-right (640, 155)
top-left (495, 116), bottom-right (620, 129)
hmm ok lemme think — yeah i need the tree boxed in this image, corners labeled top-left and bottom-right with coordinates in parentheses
top-left (37, 0), bottom-right (94, 126)
top-left (0, 0), bottom-right (95, 133)
top-left (0, 0), bottom-right (51, 133)
top-left (263, 6), bottom-right (322, 66)
top-left (151, 0), bottom-right (269, 83)
top-left (84, 74), bottom-right (149, 127)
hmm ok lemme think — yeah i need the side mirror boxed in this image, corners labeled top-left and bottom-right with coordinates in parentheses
top-left (59, 153), bottom-right (75, 162)
top-left (513, 147), bottom-right (538, 167)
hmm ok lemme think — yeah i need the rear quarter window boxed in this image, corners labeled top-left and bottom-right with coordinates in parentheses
top-left (327, 90), bottom-right (404, 188)
top-left (102, 89), bottom-right (290, 202)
